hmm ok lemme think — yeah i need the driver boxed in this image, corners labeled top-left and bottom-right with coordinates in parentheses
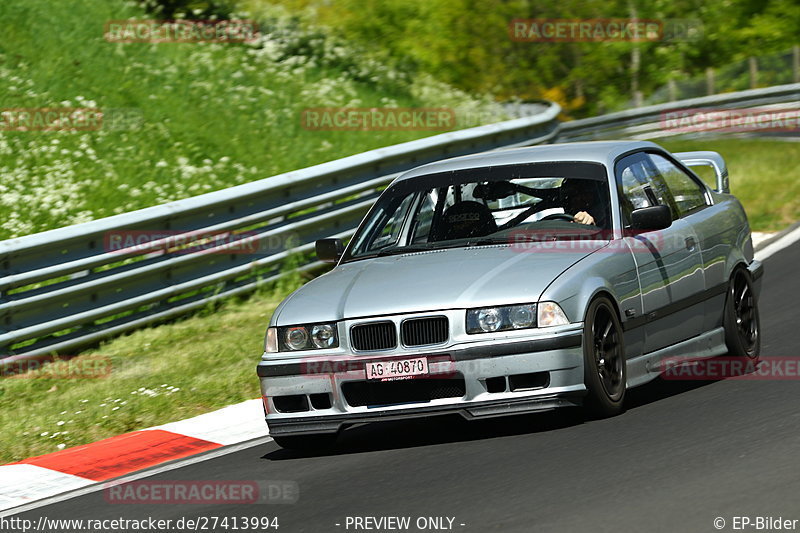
top-left (560, 179), bottom-right (602, 226)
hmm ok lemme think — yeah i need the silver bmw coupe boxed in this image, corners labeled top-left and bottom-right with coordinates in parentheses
top-left (257, 140), bottom-right (763, 450)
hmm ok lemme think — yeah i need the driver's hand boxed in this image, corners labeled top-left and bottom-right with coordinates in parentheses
top-left (573, 211), bottom-right (595, 225)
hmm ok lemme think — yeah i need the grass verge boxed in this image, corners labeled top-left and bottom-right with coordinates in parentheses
top-left (0, 288), bottom-right (284, 464)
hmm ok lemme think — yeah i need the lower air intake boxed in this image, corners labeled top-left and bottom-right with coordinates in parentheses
top-left (342, 376), bottom-right (466, 407)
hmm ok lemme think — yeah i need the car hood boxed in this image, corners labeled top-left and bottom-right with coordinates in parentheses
top-left (272, 243), bottom-right (607, 325)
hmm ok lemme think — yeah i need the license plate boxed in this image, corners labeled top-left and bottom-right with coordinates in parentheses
top-left (365, 357), bottom-right (429, 381)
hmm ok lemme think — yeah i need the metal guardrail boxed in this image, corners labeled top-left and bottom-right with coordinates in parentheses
top-left (0, 104), bottom-right (561, 362)
top-left (2, 82), bottom-right (799, 364)
top-left (557, 82), bottom-right (800, 141)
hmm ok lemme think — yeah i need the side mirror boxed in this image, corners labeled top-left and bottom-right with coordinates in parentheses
top-left (630, 205), bottom-right (672, 231)
top-left (315, 238), bottom-right (344, 263)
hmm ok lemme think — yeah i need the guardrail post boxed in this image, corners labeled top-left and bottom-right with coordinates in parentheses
top-left (793, 45), bottom-right (799, 83)
top-left (706, 67), bottom-right (715, 95)
top-left (749, 57), bottom-right (758, 89)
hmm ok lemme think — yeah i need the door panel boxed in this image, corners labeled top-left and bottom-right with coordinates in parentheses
top-left (683, 202), bottom-right (733, 331)
top-left (615, 152), bottom-right (705, 354)
top-left (647, 152), bottom-right (724, 334)
top-left (624, 219), bottom-right (704, 352)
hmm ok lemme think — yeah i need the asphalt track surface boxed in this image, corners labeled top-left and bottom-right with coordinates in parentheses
top-left (16, 241), bottom-right (800, 533)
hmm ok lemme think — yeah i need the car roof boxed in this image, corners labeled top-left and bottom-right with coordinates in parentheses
top-left (394, 140), bottom-right (663, 182)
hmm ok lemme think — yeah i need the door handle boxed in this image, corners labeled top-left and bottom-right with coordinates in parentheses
top-left (685, 236), bottom-right (696, 251)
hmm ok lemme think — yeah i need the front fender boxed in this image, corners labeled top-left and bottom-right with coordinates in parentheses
top-left (538, 243), bottom-right (644, 357)
top-left (539, 245), bottom-right (639, 320)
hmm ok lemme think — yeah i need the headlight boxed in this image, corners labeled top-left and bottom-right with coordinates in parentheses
top-left (276, 323), bottom-right (339, 351)
top-left (477, 308), bottom-right (502, 332)
top-left (286, 327), bottom-right (309, 350)
top-left (508, 305), bottom-right (536, 328)
top-left (537, 302), bottom-right (570, 327)
top-left (311, 324), bottom-right (336, 348)
top-left (467, 304), bottom-right (537, 334)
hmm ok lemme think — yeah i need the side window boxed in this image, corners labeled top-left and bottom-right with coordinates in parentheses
top-left (364, 193), bottom-right (414, 251)
top-left (620, 165), bottom-right (653, 210)
top-left (648, 153), bottom-right (707, 217)
top-left (615, 153), bottom-right (665, 226)
top-left (410, 191), bottom-right (436, 243)
top-left (640, 158), bottom-right (675, 213)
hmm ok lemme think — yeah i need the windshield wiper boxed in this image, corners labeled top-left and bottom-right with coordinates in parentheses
top-left (463, 237), bottom-right (511, 247)
top-left (351, 238), bottom-right (511, 262)
top-left (344, 244), bottom-right (434, 262)
top-left (432, 237), bottom-right (511, 250)
top-left (375, 244), bottom-right (437, 256)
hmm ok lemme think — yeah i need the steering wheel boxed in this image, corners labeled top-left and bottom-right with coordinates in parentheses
top-left (540, 212), bottom-right (575, 222)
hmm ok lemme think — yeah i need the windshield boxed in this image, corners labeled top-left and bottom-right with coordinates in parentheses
top-left (345, 162), bottom-right (610, 262)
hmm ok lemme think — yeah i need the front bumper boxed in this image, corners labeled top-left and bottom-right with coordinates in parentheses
top-left (257, 325), bottom-right (586, 436)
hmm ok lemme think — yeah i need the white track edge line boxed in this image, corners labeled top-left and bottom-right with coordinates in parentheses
top-left (755, 223), bottom-right (800, 261)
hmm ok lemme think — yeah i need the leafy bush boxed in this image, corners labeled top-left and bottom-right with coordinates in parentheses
top-left (136, 0), bottom-right (237, 19)
top-left (254, 0), bottom-right (800, 116)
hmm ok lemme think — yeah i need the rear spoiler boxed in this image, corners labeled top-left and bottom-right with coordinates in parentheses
top-left (674, 151), bottom-right (729, 194)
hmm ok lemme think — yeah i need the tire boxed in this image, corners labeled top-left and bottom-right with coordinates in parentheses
top-left (582, 296), bottom-right (627, 418)
top-left (272, 433), bottom-right (338, 452)
top-left (723, 268), bottom-right (760, 361)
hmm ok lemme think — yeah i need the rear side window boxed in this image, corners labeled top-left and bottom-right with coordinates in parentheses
top-left (647, 153), bottom-right (708, 216)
